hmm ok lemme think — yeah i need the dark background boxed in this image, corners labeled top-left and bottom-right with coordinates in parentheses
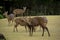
top-left (0, 0), bottom-right (60, 16)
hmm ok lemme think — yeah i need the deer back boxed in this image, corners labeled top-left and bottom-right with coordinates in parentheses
top-left (15, 18), bottom-right (27, 26)
top-left (28, 17), bottom-right (48, 26)
top-left (8, 14), bottom-right (14, 20)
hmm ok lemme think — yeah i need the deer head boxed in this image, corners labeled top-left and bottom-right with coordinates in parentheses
top-left (3, 11), bottom-right (8, 18)
top-left (23, 7), bottom-right (27, 11)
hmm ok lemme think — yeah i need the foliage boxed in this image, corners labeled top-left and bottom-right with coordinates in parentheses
top-left (0, 14), bottom-right (4, 19)
top-left (1, 0), bottom-right (60, 16)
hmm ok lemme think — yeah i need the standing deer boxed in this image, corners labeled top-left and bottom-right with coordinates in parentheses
top-left (13, 16), bottom-right (50, 36)
top-left (13, 17), bottom-right (28, 32)
top-left (3, 11), bottom-right (14, 25)
top-left (27, 17), bottom-right (50, 36)
top-left (13, 7), bottom-right (27, 16)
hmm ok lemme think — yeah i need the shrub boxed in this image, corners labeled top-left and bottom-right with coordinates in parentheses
top-left (0, 14), bottom-right (4, 19)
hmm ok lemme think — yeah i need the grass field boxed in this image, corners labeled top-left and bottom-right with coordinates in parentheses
top-left (0, 15), bottom-right (60, 40)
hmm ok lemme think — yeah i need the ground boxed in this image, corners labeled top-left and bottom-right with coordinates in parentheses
top-left (0, 15), bottom-right (60, 40)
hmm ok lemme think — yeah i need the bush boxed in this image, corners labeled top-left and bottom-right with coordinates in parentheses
top-left (0, 14), bottom-right (4, 19)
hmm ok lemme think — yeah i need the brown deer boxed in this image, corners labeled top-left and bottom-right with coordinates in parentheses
top-left (13, 7), bottom-right (27, 16)
top-left (27, 17), bottom-right (50, 36)
top-left (13, 17), bottom-right (28, 32)
top-left (13, 16), bottom-right (50, 36)
top-left (3, 11), bottom-right (14, 25)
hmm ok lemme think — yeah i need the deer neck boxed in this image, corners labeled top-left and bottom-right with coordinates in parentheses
top-left (4, 14), bottom-right (8, 18)
top-left (23, 7), bottom-right (26, 12)
top-left (23, 9), bottom-right (26, 12)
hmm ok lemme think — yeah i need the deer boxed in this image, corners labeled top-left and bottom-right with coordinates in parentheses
top-left (3, 11), bottom-right (15, 25)
top-left (13, 16), bottom-right (50, 36)
top-left (30, 16), bottom-right (50, 36)
top-left (13, 7), bottom-right (27, 17)
top-left (27, 17), bottom-right (50, 36)
top-left (0, 33), bottom-right (6, 40)
top-left (13, 17), bottom-right (28, 32)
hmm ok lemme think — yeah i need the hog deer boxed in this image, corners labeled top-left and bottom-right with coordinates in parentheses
top-left (13, 17), bottom-right (28, 32)
top-left (13, 16), bottom-right (50, 36)
top-left (3, 11), bottom-right (14, 25)
top-left (27, 17), bottom-right (50, 36)
top-left (13, 7), bottom-right (27, 16)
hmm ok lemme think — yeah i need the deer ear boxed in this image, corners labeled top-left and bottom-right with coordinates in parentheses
top-left (3, 11), bottom-right (8, 15)
top-left (6, 11), bottom-right (8, 13)
top-left (23, 6), bottom-right (27, 8)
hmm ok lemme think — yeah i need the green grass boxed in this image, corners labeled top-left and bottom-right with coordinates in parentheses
top-left (0, 16), bottom-right (60, 40)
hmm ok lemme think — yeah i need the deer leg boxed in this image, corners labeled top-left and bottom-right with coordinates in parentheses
top-left (13, 26), bottom-right (15, 32)
top-left (39, 25), bottom-right (42, 31)
top-left (25, 25), bottom-right (27, 32)
top-left (31, 26), bottom-right (34, 35)
top-left (27, 24), bottom-right (32, 36)
top-left (13, 24), bottom-right (17, 32)
top-left (12, 20), bottom-right (13, 24)
top-left (33, 27), bottom-right (36, 32)
top-left (28, 26), bottom-right (31, 36)
top-left (13, 24), bottom-right (18, 32)
top-left (29, 25), bottom-right (34, 36)
top-left (29, 27), bottom-right (32, 36)
top-left (45, 27), bottom-right (50, 36)
top-left (16, 26), bottom-right (18, 32)
top-left (8, 19), bottom-right (10, 26)
top-left (42, 27), bottom-right (45, 36)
